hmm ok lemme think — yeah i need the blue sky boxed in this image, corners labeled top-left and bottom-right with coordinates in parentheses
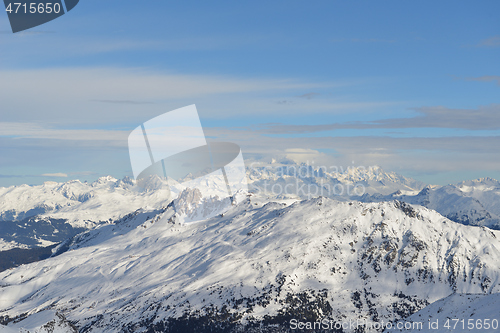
top-left (0, 0), bottom-right (499, 186)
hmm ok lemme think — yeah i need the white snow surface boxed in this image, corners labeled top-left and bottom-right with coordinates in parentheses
top-left (0, 311), bottom-right (76, 332)
top-left (0, 171), bottom-right (234, 227)
top-left (361, 178), bottom-right (500, 230)
top-left (388, 293), bottom-right (500, 332)
top-left (0, 176), bottom-right (171, 227)
top-left (1, 197), bottom-right (499, 332)
top-left (0, 240), bottom-right (29, 252)
top-left (454, 178), bottom-right (500, 216)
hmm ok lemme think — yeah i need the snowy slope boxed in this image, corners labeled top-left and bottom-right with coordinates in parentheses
top-left (0, 176), bottom-right (172, 226)
top-left (389, 293), bottom-right (500, 332)
top-left (1, 197), bottom-right (499, 332)
top-left (455, 178), bottom-right (500, 217)
top-left (0, 311), bottom-right (77, 333)
top-left (0, 176), bottom-right (173, 250)
top-left (359, 178), bottom-right (500, 230)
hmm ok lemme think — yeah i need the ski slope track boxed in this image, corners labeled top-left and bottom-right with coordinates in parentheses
top-left (1, 196), bottom-right (499, 332)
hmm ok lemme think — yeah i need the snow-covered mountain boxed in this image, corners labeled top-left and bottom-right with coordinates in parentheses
top-left (0, 176), bottom-right (171, 226)
top-left (455, 178), bottom-right (500, 218)
top-left (0, 164), bottom-right (425, 251)
top-left (2, 162), bottom-right (500, 256)
top-left (248, 161), bottom-right (500, 230)
top-left (0, 163), bottom-right (424, 228)
top-left (247, 163), bottom-right (426, 198)
top-left (1, 196), bottom-right (499, 332)
top-left (0, 176), bottom-right (175, 251)
top-left (359, 178), bottom-right (500, 230)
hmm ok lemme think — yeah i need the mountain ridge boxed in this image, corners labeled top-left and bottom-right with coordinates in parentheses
top-left (1, 196), bottom-right (499, 332)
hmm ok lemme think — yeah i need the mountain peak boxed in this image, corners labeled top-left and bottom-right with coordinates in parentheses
top-left (92, 176), bottom-right (118, 186)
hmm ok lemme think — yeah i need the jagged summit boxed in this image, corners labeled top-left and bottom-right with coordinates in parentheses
top-left (91, 175), bottom-right (118, 186)
top-left (359, 179), bottom-right (500, 230)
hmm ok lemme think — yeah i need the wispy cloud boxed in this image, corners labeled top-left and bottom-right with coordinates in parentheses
top-left (0, 67), bottom-right (315, 101)
top-left (0, 122), bottom-right (128, 145)
top-left (202, 101), bottom-right (500, 181)
top-left (0, 67), bottom-right (384, 125)
top-left (248, 104), bottom-right (500, 133)
top-left (465, 76), bottom-right (500, 85)
top-left (92, 99), bottom-right (154, 105)
top-left (330, 38), bottom-right (396, 43)
top-left (476, 36), bottom-right (500, 47)
top-left (274, 92), bottom-right (323, 105)
top-left (1, 34), bottom-right (279, 58)
top-left (276, 100), bottom-right (295, 105)
top-left (69, 171), bottom-right (99, 176)
top-left (297, 92), bottom-right (320, 99)
top-left (41, 173), bottom-right (68, 178)
top-left (207, 124), bottom-right (500, 178)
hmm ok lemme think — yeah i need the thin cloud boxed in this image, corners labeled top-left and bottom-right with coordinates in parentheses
top-left (0, 122), bottom-right (128, 145)
top-left (330, 38), bottom-right (396, 43)
top-left (207, 126), bottom-right (500, 154)
top-left (477, 36), bottom-right (500, 47)
top-left (298, 92), bottom-right (320, 99)
top-left (92, 99), bottom-right (154, 105)
top-left (207, 126), bottom-right (500, 177)
top-left (0, 30), bottom-right (55, 35)
top-left (18, 31), bottom-right (56, 36)
top-left (465, 76), bottom-right (500, 85)
top-left (0, 67), bottom-right (382, 125)
top-left (69, 171), bottom-right (99, 176)
top-left (252, 104), bottom-right (500, 133)
top-left (67, 35), bottom-right (276, 54)
top-left (378, 104), bottom-right (500, 130)
top-left (41, 173), bottom-right (68, 178)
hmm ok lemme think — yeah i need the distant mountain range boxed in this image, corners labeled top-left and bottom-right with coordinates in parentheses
top-left (1, 163), bottom-right (499, 253)
top-left (247, 163), bottom-right (426, 197)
